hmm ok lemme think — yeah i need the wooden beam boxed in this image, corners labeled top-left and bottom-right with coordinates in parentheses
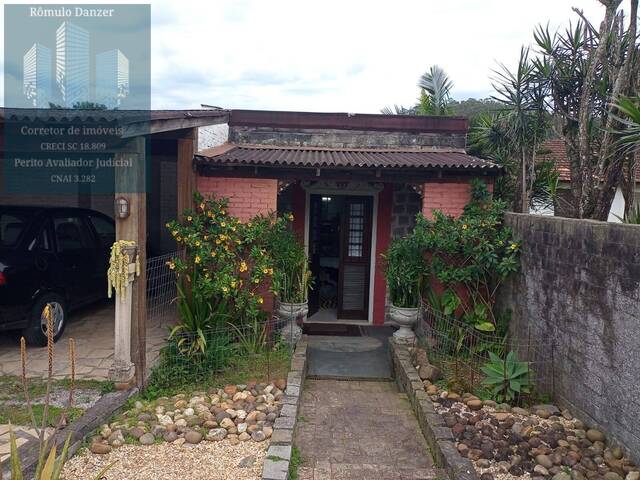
top-left (123, 114), bottom-right (228, 138)
top-left (177, 128), bottom-right (198, 218)
top-left (114, 136), bottom-right (147, 388)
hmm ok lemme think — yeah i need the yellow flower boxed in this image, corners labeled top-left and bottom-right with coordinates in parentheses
top-left (176, 236), bottom-right (182, 242)
top-left (221, 209), bottom-right (226, 215)
top-left (165, 223), bottom-right (170, 228)
top-left (240, 261), bottom-right (248, 272)
top-left (287, 213), bottom-right (294, 221)
top-left (195, 255), bottom-right (201, 264)
top-left (199, 202), bottom-right (205, 210)
top-left (236, 240), bottom-right (241, 245)
top-left (166, 261), bottom-right (175, 270)
top-left (187, 216), bottom-right (192, 222)
top-left (195, 240), bottom-right (201, 247)
top-left (462, 224), bottom-right (468, 230)
top-left (215, 239), bottom-right (221, 245)
top-left (172, 230), bottom-right (178, 237)
top-left (220, 222), bottom-right (226, 228)
top-left (220, 234), bottom-right (227, 241)
top-left (205, 273), bottom-right (210, 279)
top-left (257, 296), bottom-right (264, 304)
top-left (203, 235), bottom-right (209, 240)
top-left (211, 251), bottom-right (217, 257)
top-left (263, 268), bottom-right (269, 274)
top-left (222, 286), bottom-right (229, 293)
top-left (253, 278), bottom-right (260, 284)
top-left (208, 212), bottom-right (213, 218)
top-left (231, 226), bottom-right (236, 232)
top-left (248, 222), bottom-right (252, 227)
top-left (268, 268), bottom-right (274, 275)
top-left (231, 281), bottom-right (237, 288)
top-left (510, 243), bottom-right (518, 250)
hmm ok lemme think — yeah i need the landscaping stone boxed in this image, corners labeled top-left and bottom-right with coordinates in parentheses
top-left (89, 441), bottom-right (111, 454)
top-left (139, 433), bottom-right (155, 445)
top-left (185, 430), bottom-right (203, 444)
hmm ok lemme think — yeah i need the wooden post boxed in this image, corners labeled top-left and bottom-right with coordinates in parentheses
top-left (113, 136), bottom-right (147, 388)
top-left (177, 128), bottom-right (197, 218)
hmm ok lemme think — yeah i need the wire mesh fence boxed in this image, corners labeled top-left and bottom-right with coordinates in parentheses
top-left (147, 313), bottom-right (298, 389)
top-left (416, 300), bottom-right (554, 399)
top-left (146, 250), bottom-right (184, 323)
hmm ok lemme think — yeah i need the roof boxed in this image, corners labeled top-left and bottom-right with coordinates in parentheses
top-left (229, 109), bottom-right (469, 134)
top-left (538, 139), bottom-right (640, 182)
top-left (0, 107), bottom-right (229, 137)
top-left (195, 144), bottom-right (500, 172)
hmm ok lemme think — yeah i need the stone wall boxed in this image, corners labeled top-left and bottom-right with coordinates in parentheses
top-left (391, 184), bottom-right (422, 239)
top-left (499, 213), bottom-right (640, 462)
top-left (229, 126), bottom-right (466, 149)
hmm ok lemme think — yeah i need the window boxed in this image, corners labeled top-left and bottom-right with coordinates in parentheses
top-left (88, 215), bottom-right (115, 248)
top-left (53, 216), bottom-right (90, 252)
top-left (0, 213), bottom-right (30, 247)
top-left (347, 202), bottom-right (365, 257)
top-left (28, 226), bottom-right (51, 251)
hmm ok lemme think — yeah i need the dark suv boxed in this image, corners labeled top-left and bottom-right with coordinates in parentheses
top-left (0, 206), bottom-right (115, 345)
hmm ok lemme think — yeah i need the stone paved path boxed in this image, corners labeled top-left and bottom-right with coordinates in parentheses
top-left (294, 379), bottom-right (442, 480)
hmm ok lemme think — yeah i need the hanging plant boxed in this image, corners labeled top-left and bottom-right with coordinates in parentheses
top-left (107, 240), bottom-right (140, 300)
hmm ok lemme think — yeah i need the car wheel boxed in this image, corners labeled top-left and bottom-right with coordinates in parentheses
top-left (23, 294), bottom-right (67, 346)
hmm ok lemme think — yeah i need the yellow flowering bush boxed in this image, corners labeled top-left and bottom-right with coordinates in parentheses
top-left (166, 192), bottom-right (289, 323)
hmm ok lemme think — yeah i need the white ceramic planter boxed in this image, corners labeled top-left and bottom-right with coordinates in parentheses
top-left (389, 304), bottom-right (419, 342)
top-left (277, 301), bottom-right (308, 346)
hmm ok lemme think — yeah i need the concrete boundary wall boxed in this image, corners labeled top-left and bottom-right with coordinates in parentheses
top-left (499, 213), bottom-right (640, 462)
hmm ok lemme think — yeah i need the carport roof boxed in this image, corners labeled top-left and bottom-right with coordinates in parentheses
top-left (195, 144), bottom-right (500, 173)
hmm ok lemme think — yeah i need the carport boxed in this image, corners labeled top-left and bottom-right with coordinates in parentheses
top-left (0, 108), bottom-right (230, 387)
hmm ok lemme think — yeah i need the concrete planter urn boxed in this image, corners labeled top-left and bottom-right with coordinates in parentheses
top-left (276, 301), bottom-right (308, 346)
top-left (389, 304), bottom-right (418, 342)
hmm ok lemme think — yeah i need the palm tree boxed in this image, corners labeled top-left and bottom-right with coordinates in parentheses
top-left (417, 65), bottom-right (454, 115)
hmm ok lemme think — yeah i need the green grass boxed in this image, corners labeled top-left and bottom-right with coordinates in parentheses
top-left (0, 376), bottom-right (114, 403)
top-left (288, 446), bottom-right (304, 480)
top-left (141, 347), bottom-right (291, 401)
top-left (0, 403), bottom-right (84, 427)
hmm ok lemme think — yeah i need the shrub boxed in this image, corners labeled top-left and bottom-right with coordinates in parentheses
top-left (265, 221), bottom-right (312, 304)
top-left (382, 235), bottom-right (427, 308)
top-left (414, 179), bottom-right (520, 331)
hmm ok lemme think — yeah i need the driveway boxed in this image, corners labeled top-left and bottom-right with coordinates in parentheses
top-left (0, 301), bottom-right (174, 380)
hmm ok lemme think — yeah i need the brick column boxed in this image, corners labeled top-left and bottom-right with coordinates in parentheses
top-left (421, 181), bottom-right (472, 219)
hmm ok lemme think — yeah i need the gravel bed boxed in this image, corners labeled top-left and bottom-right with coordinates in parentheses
top-left (62, 440), bottom-right (268, 480)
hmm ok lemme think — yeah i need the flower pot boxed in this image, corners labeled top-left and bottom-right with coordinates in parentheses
top-left (389, 304), bottom-right (419, 342)
top-left (276, 301), bottom-right (308, 346)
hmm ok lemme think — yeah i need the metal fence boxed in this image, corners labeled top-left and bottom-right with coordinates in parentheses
top-left (146, 250), bottom-right (183, 323)
top-left (416, 300), bottom-right (554, 398)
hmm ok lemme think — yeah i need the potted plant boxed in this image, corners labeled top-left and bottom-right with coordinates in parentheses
top-left (383, 236), bottom-right (425, 342)
top-left (268, 224), bottom-right (313, 345)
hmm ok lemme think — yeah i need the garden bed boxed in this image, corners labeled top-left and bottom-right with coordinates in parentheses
top-left (393, 341), bottom-right (640, 480)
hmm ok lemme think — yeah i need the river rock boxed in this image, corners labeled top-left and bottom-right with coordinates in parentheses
top-left (185, 430), bottom-right (203, 444)
top-left (586, 429), bottom-right (605, 443)
top-left (90, 442), bottom-right (112, 454)
top-left (207, 428), bottom-right (227, 441)
top-left (139, 433), bottom-right (155, 445)
top-left (251, 430), bottom-right (266, 442)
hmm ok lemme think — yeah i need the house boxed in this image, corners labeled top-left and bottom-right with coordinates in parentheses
top-left (535, 139), bottom-right (640, 221)
top-left (194, 110), bottom-right (501, 325)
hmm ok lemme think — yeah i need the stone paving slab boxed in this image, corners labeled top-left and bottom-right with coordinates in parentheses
top-left (0, 302), bottom-right (174, 380)
top-left (294, 379), bottom-right (443, 479)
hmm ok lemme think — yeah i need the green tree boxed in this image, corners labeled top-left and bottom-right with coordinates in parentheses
top-left (417, 65), bottom-right (454, 116)
top-left (533, 0), bottom-right (638, 219)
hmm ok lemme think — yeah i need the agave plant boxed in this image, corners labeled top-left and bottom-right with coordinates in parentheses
top-left (480, 351), bottom-right (531, 403)
top-left (4, 304), bottom-right (114, 480)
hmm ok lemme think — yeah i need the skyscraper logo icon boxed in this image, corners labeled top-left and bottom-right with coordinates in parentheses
top-left (22, 20), bottom-right (129, 108)
top-left (23, 43), bottom-right (52, 107)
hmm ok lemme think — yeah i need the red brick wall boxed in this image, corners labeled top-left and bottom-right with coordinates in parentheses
top-left (422, 181), bottom-right (472, 219)
top-left (196, 175), bottom-right (278, 313)
top-left (196, 176), bottom-right (277, 221)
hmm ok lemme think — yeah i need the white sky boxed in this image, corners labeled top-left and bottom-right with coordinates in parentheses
top-left (1, 0), bottom-right (606, 112)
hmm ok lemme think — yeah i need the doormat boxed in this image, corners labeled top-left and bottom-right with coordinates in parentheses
top-left (302, 323), bottom-right (362, 337)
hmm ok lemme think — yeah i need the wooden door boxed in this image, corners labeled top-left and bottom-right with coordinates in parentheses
top-left (337, 196), bottom-right (372, 320)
